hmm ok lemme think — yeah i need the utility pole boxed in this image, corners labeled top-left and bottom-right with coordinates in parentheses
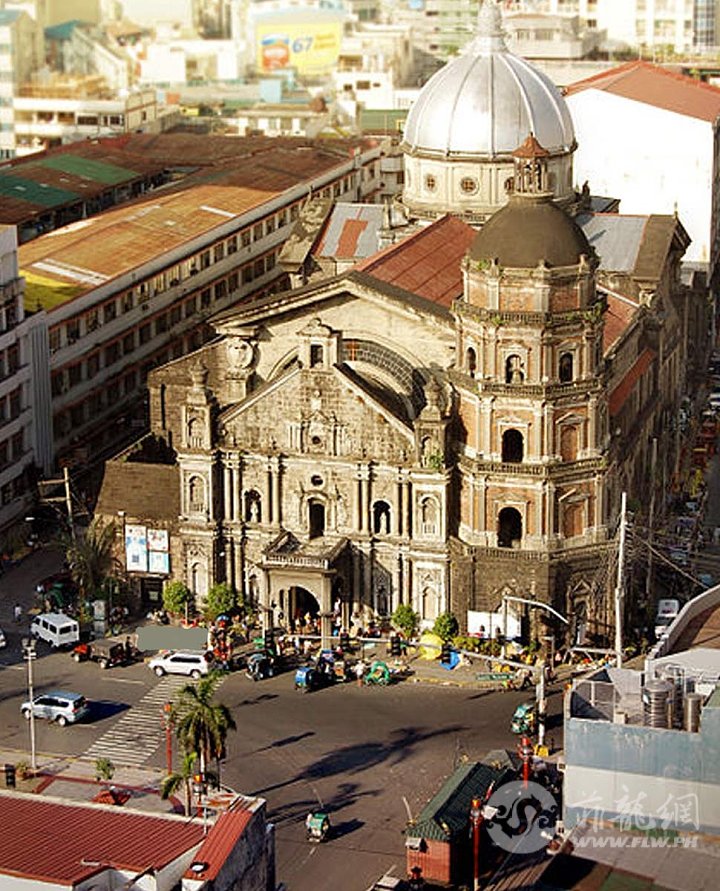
top-left (615, 491), bottom-right (628, 668)
top-left (644, 438), bottom-right (658, 609)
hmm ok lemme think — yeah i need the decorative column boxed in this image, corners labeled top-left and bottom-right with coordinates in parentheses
top-left (223, 461), bottom-right (234, 522)
top-left (266, 460), bottom-right (273, 524)
top-left (270, 456), bottom-right (282, 525)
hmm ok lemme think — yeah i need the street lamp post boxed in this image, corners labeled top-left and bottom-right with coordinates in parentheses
top-left (21, 637), bottom-right (37, 771)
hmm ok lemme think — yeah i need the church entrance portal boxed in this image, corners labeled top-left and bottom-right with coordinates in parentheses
top-left (498, 507), bottom-right (522, 548)
top-left (286, 585), bottom-right (321, 630)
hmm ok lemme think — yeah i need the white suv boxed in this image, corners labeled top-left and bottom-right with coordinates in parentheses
top-left (148, 650), bottom-right (212, 679)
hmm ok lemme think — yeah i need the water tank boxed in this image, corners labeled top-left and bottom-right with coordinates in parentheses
top-left (642, 679), bottom-right (673, 728)
top-left (683, 692), bottom-right (703, 733)
top-left (661, 666), bottom-right (684, 729)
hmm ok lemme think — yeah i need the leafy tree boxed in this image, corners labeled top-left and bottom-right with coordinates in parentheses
top-left (172, 673), bottom-right (236, 776)
top-left (163, 580), bottom-right (192, 617)
top-left (204, 582), bottom-right (235, 621)
top-left (161, 751), bottom-right (198, 816)
top-left (433, 612), bottom-right (459, 642)
top-left (63, 519), bottom-right (120, 603)
top-left (392, 603), bottom-right (420, 639)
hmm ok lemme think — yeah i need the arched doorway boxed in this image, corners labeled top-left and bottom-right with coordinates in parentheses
top-left (308, 499), bottom-right (325, 538)
top-left (498, 507), bottom-right (522, 548)
top-left (288, 585), bottom-right (321, 630)
top-left (502, 429), bottom-right (524, 462)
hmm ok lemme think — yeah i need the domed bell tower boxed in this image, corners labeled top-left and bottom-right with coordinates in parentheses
top-left (450, 134), bottom-right (609, 618)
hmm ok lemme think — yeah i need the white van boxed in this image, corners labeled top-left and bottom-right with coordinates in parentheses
top-left (30, 612), bottom-right (80, 648)
top-left (654, 599), bottom-right (680, 640)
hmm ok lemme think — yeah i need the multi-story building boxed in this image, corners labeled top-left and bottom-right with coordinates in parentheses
top-left (0, 225), bottom-right (51, 533)
top-left (565, 61), bottom-right (720, 294)
top-left (0, 8), bottom-right (44, 159)
top-left (17, 133), bottom-right (382, 471)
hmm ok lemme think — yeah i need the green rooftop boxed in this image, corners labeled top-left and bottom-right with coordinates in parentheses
top-left (0, 174), bottom-right (77, 207)
top-left (41, 154), bottom-right (139, 186)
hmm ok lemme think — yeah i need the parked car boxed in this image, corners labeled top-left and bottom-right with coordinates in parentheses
top-left (30, 612), bottom-right (80, 648)
top-left (72, 636), bottom-right (137, 669)
top-left (148, 650), bottom-right (213, 679)
top-left (21, 691), bottom-right (89, 726)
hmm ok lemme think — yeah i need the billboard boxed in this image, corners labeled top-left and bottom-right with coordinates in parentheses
top-left (256, 18), bottom-right (342, 76)
top-left (125, 525), bottom-right (170, 576)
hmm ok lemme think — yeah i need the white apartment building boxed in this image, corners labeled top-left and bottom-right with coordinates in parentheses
top-left (0, 225), bottom-right (51, 532)
top-left (565, 60), bottom-right (720, 291)
top-left (506, 0), bottom-right (712, 53)
top-left (12, 87), bottom-right (160, 156)
top-left (0, 8), bottom-right (44, 159)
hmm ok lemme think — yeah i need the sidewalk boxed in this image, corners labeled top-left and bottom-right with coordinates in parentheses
top-left (0, 746), bottom-right (180, 813)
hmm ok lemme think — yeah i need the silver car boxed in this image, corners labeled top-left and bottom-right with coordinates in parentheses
top-left (21, 691), bottom-right (89, 726)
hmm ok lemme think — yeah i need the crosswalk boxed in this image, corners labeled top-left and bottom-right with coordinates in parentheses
top-left (84, 675), bottom-right (189, 767)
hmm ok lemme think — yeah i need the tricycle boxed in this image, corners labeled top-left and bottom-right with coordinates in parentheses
top-left (246, 650), bottom-right (275, 681)
top-left (305, 811), bottom-right (331, 843)
top-left (510, 701), bottom-right (537, 734)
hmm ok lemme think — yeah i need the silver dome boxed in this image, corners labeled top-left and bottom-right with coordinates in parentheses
top-left (402, 2), bottom-right (575, 158)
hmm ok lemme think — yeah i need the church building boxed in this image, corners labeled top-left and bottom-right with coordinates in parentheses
top-left (96, 2), bottom-right (706, 648)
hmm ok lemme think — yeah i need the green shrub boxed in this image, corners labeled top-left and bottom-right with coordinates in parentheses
top-left (163, 580), bottom-right (192, 616)
top-left (433, 612), bottom-right (459, 642)
top-left (205, 583), bottom-right (236, 621)
top-left (391, 603), bottom-right (420, 639)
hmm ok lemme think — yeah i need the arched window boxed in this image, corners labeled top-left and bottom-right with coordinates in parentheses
top-left (559, 352), bottom-right (574, 383)
top-left (373, 500), bottom-right (391, 535)
top-left (188, 476), bottom-right (205, 511)
top-left (309, 499), bottom-right (325, 539)
top-left (244, 489), bottom-right (262, 523)
top-left (505, 354), bottom-right (524, 384)
top-left (466, 347), bottom-right (477, 378)
top-left (502, 429), bottom-right (524, 463)
top-left (420, 496), bottom-right (438, 535)
top-left (187, 417), bottom-right (203, 448)
top-left (498, 507), bottom-right (522, 548)
top-left (560, 425), bottom-right (578, 462)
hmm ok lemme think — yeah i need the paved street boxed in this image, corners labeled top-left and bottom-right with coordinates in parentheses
top-left (0, 550), bottom-right (564, 890)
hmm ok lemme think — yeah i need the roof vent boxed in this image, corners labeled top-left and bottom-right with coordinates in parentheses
top-left (190, 861), bottom-right (208, 874)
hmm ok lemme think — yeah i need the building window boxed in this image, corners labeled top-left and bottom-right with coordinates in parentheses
top-left (424, 174), bottom-right (436, 192)
top-left (498, 507), bottom-right (522, 548)
top-left (502, 429), bottom-right (524, 463)
top-left (559, 352), bottom-right (574, 383)
top-left (87, 353), bottom-right (100, 378)
top-left (460, 176), bottom-right (478, 195)
top-left (308, 499), bottom-right (325, 539)
top-left (466, 347), bottom-right (477, 377)
top-left (68, 363), bottom-right (82, 387)
top-left (560, 425), bottom-right (578, 462)
top-left (420, 496), bottom-right (438, 536)
top-left (49, 329), bottom-right (60, 353)
top-left (226, 235), bottom-right (238, 254)
top-left (104, 301), bottom-right (117, 323)
top-left (310, 344), bottom-right (324, 367)
top-left (105, 342), bottom-right (120, 366)
top-left (123, 332), bottom-right (135, 355)
top-left (184, 296), bottom-right (197, 318)
top-left (66, 320), bottom-right (80, 344)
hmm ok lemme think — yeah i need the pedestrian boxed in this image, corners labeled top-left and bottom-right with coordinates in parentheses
top-left (354, 659), bottom-right (366, 687)
top-left (13, 602), bottom-right (22, 623)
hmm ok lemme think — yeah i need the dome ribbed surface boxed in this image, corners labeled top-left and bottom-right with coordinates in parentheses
top-left (402, 3), bottom-right (575, 158)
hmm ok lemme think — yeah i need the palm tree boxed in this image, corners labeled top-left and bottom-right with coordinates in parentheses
top-left (172, 673), bottom-right (236, 778)
top-left (63, 518), bottom-right (121, 603)
top-left (160, 751), bottom-right (198, 816)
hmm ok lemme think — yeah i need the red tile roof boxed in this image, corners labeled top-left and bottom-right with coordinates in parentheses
top-left (0, 794), bottom-right (204, 886)
top-left (356, 214), bottom-right (476, 307)
top-left (609, 348), bottom-right (657, 416)
top-left (182, 808), bottom-right (253, 881)
top-left (564, 60), bottom-right (720, 123)
top-left (603, 291), bottom-right (638, 352)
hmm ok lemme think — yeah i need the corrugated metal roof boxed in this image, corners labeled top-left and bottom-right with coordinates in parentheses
top-left (357, 214), bottom-right (476, 308)
top-left (42, 153), bottom-right (139, 185)
top-left (407, 762), bottom-right (507, 842)
top-left (579, 213), bottom-right (647, 273)
top-left (0, 793), bottom-right (204, 885)
top-left (565, 60), bottom-right (720, 123)
top-left (182, 808), bottom-right (252, 881)
top-left (19, 143), bottom-right (364, 309)
top-left (315, 203), bottom-right (384, 259)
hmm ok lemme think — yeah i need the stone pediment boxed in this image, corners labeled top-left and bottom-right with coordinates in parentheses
top-left (219, 364), bottom-right (414, 463)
